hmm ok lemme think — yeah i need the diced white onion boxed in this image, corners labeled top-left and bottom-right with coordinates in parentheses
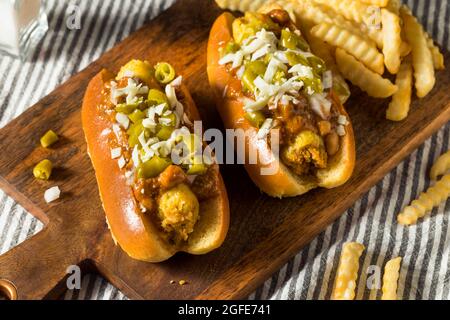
top-left (112, 79), bottom-right (148, 105)
top-left (322, 70), bottom-right (333, 89)
top-left (309, 94), bottom-right (332, 119)
top-left (338, 115), bottom-right (349, 126)
top-left (139, 132), bottom-right (153, 157)
top-left (132, 146), bottom-right (140, 167)
top-left (175, 102), bottom-right (184, 121)
top-left (337, 125), bottom-right (346, 136)
top-left (44, 186), bottom-right (61, 203)
top-left (118, 156), bottom-right (126, 169)
top-left (115, 113), bottom-right (129, 129)
top-left (110, 147), bottom-right (122, 159)
top-left (112, 124), bottom-right (121, 140)
top-left (142, 118), bottom-right (156, 130)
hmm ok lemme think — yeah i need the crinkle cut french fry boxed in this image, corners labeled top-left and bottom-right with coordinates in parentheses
top-left (292, 0), bottom-right (384, 48)
top-left (430, 150), bottom-right (450, 181)
top-left (359, 0), bottom-right (389, 6)
top-left (398, 174), bottom-right (450, 225)
top-left (215, 0), bottom-right (270, 12)
top-left (359, 21), bottom-right (384, 48)
top-left (331, 242), bottom-right (365, 300)
top-left (290, 0), bottom-right (334, 30)
top-left (386, 59), bottom-right (413, 121)
top-left (400, 41), bottom-right (412, 57)
top-left (401, 6), bottom-right (436, 98)
top-left (381, 257), bottom-right (402, 300)
top-left (335, 48), bottom-right (397, 98)
top-left (311, 22), bottom-right (384, 74)
top-left (381, 8), bottom-right (402, 74)
top-left (312, 0), bottom-right (370, 24)
top-left (301, 22), bottom-right (351, 104)
top-left (425, 33), bottom-right (445, 70)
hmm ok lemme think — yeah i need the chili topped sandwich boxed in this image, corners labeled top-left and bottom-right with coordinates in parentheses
top-left (207, 10), bottom-right (355, 197)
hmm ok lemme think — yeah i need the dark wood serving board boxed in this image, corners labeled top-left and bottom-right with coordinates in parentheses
top-left (0, 0), bottom-right (449, 300)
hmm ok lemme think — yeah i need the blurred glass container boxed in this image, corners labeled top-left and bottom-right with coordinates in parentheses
top-left (0, 0), bottom-right (48, 59)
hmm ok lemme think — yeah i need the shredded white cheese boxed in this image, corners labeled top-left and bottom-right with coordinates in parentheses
top-left (165, 83), bottom-right (178, 108)
top-left (257, 118), bottom-right (274, 140)
top-left (236, 66), bottom-right (245, 80)
top-left (232, 51), bottom-right (244, 69)
top-left (111, 78), bottom-right (148, 105)
top-left (288, 64), bottom-right (314, 79)
top-left (264, 57), bottom-right (286, 83)
top-left (115, 113), bottom-right (129, 129)
top-left (219, 53), bottom-right (235, 66)
top-left (183, 113), bottom-right (193, 126)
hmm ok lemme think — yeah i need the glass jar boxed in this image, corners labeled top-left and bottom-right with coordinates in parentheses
top-left (0, 0), bottom-right (48, 59)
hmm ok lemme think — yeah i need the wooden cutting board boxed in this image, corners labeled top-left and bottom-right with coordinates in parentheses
top-left (0, 0), bottom-right (449, 300)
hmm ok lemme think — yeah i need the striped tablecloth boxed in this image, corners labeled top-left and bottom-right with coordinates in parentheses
top-left (0, 0), bottom-right (449, 300)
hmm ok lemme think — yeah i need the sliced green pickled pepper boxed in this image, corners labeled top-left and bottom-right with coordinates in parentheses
top-left (33, 159), bottom-right (53, 180)
top-left (154, 62), bottom-right (176, 84)
top-left (128, 109), bottom-right (145, 124)
top-left (244, 111), bottom-right (266, 128)
top-left (147, 89), bottom-right (169, 107)
top-left (156, 126), bottom-right (175, 140)
top-left (40, 130), bottom-right (59, 148)
top-left (137, 156), bottom-right (171, 179)
top-left (242, 61), bottom-right (267, 92)
top-left (307, 56), bottom-right (326, 77)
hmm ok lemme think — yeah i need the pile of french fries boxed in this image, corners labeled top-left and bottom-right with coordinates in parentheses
top-left (216, 0), bottom-right (446, 121)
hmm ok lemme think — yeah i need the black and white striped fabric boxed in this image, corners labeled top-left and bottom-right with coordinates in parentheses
top-left (0, 0), bottom-right (449, 300)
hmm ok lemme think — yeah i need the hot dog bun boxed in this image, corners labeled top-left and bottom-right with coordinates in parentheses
top-left (82, 69), bottom-right (229, 262)
top-left (207, 12), bottom-right (355, 198)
